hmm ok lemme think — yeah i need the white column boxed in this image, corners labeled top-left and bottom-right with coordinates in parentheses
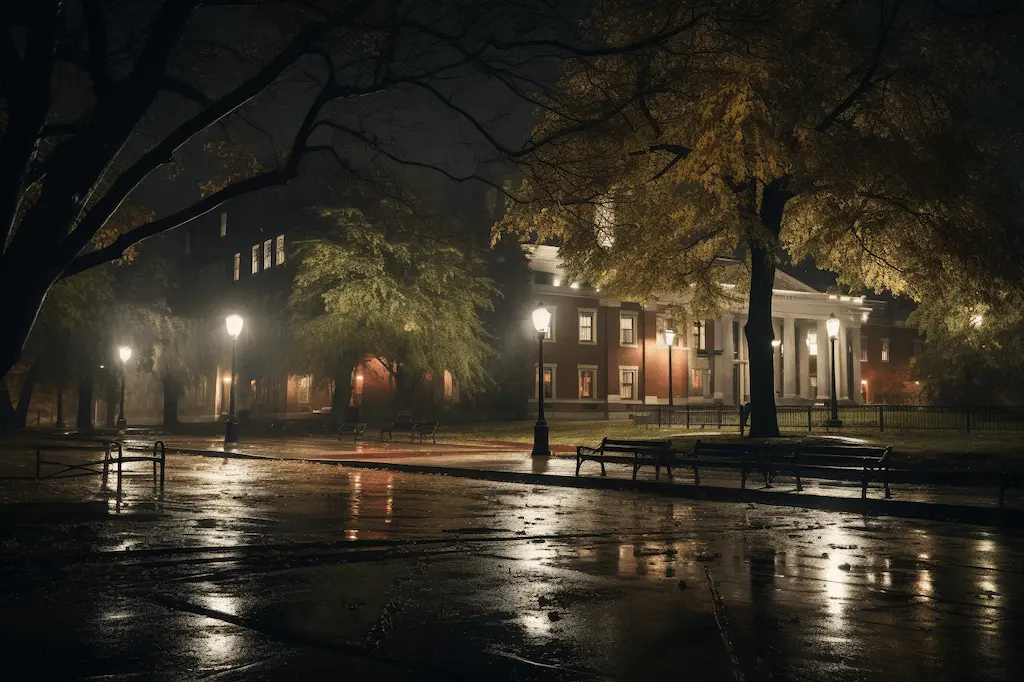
top-left (837, 324), bottom-right (848, 400)
top-left (783, 316), bottom-right (796, 399)
top-left (721, 314), bottom-right (735, 404)
top-left (852, 325), bottom-right (863, 403)
top-left (798, 323), bottom-right (811, 400)
top-left (816, 318), bottom-right (830, 400)
top-left (772, 318), bottom-right (782, 398)
top-left (713, 318), bottom-right (726, 400)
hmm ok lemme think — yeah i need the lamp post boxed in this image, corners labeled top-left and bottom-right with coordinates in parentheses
top-left (531, 305), bottom-right (551, 457)
top-left (663, 328), bottom-right (675, 425)
top-left (224, 314), bottom-right (244, 443)
top-left (771, 338), bottom-right (782, 397)
top-left (825, 313), bottom-right (843, 427)
top-left (116, 346), bottom-right (131, 431)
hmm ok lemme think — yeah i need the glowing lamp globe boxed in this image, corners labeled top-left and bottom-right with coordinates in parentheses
top-left (663, 328), bottom-right (675, 347)
top-left (826, 313), bottom-right (840, 340)
top-left (118, 346), bottom-right (132, 363)
top-left (225, 314), bottom-right (244, 339)
top-left (532, 306), bottom-right (551, 334)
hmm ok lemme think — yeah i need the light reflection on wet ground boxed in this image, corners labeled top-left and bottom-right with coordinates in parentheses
top-left (0, 456), bottom-right (1022, 680)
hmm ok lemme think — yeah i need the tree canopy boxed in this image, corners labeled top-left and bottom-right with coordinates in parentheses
top-left (497, 0), bottom-right (1024, 434)
top-left (289, 206), bottom-right (496, 413)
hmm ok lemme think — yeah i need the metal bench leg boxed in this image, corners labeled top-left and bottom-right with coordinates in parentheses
top-left (666, 463), bottom-right (673, 481)
top-left (692, 463), bottom-right (700, 486)
top-left (600, 459), bottom-right (606, 476)
top-left (654, 465), bottom-right (660, 481)
top-left (862, 463), bottom-right (869, 499)
top-left (632, 461), bottom-right (639, 481)
top-left (883, 467), bottom-right (891, 499)
top-left (741, 464), bottom-right (748, 490)
top-left (575, 457), bottom-right (583, 476)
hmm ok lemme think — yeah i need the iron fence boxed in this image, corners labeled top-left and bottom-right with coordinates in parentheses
top-left (638, 404), bottom-right (1024, 434)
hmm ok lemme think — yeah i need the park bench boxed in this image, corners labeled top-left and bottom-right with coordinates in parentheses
top-left (412, 421), bottom-right (438, 444)
top-left (576, 438), bottom-right (671, 477)
top-left (337, 423), bottom-right (367, 442)
top-left (34, 439), bottom-right (166, 498)
top-left (770, 442), bottom-right (892, 499)
top-left (631, 413), bottom-right (654, 428)
top-left (381, 420), bottom-right (418, 441)
top-left (688, 440), bottom-right (771, 489)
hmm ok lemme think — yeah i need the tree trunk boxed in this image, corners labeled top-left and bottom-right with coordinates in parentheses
top-left (13, 362), bottom-right (39, 428)
top-left (76, 376), bottom-right (94, 431)
top-left (104, 375), bottom-right (117, 428)
top-left (744, 179), bottom-right (791, 438)
top-left (332, 352), bottom-right (359, 420)
top-left (56, 386), bottom-right (64, 428)
top-left (162, 374), bottom-right (180, 427)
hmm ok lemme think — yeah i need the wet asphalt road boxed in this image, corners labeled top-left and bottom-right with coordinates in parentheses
top-left (1, 455), bottom-right (1023, 681)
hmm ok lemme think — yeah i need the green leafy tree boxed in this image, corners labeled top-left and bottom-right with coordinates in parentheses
top-left (290, 207), bottom-right (496, 415)
top-left (909, 295), bottom-right (1024, 405)
top-left (497, 0), bottom-right (1023, 436)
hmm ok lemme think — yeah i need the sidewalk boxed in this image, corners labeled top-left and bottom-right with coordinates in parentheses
top-left (86, 433), bottom-right (1021, 526)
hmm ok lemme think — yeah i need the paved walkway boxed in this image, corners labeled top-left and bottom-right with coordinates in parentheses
top-left (4, 432), bottom-right (1019, 524)
top-left (110, 434), bottom-right (1021, 518)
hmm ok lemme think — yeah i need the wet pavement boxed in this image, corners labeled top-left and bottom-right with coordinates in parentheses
top-left (1, 453), bottom-right (1023, 681)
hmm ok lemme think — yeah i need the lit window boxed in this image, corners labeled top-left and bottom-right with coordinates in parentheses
top-left (806, 330), bottom-right (818, 356)
top-left (620, 313), bottom-right (636, 345)
top-left (443, 370), bottom-right (455, 402)
top-left (251, 245), bottom-right (259, 274)
top-left (263, 239), bottom-right (272, 270)
top-left (881, 338), bottom-right (890, 362)
top-left (578, 368), bottom-right (596, 399)
top-left (578, 311), bottom-right (595, 343)
top-left (275, 234), bottom-right (285, 265)
top-left (860, 334), bottom-right (868, 361)
top-left (220, 212), bottom-right (227, 237)
top-left (542, 366), bottom-right (554, 399)
top-left (619, 369), bottom-right (637, 400)
top-left (233, 253), bottom-right (240, 281)
top-left (297, 375), bottom-right (311, 404)
top-left (691, 368), bottom-right (702, 390)
top-left (693, 320), bottom-right (706, 351)
top-left (810, 375), bottom-right (818, 391)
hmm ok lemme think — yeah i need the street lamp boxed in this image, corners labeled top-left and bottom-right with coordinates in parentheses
top-left (116, 346), bottom-right (131, 431)
top-left (664, 329), bottom-right (675, 425)
top-left (224, 313), bottom-right (244, 443)
top-left (825, 313), bottom-right (843, 427)
top-left (771, 338), bottom-right (782, 397)
top-left (531, 304), bottom-right (551, 457)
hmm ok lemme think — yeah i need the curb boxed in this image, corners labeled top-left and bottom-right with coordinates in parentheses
top-left (168, 447), bottom-right (1024, 528)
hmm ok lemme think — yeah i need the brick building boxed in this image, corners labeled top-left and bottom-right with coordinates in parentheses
top-left (523, 245), bottom-right (921, 418)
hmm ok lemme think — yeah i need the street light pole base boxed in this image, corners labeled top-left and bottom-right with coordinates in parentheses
top-left (824, 418), bottom-right (844, 428)
top-left (224, 419), bottom-right (240, 444)
top-left (531, 421), bottom-right (550, 457)
top-left (116, 417), bottom-right (127, 431)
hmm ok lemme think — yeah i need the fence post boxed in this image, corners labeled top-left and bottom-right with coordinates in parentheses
top-left (739, 405), bottom-right (745, 436)
top-left (686, 404), bottom-right (690, 429)
top-left (657, 405), bottom-right (662, 428)
top-left (116, 443), bottom-right (123, 500)
top-left (807, 406), bottom-right (812, 432)
top-left (879, 405), bottom-right (884, 433)
top-left (717, 404), bottom-right (723, 429)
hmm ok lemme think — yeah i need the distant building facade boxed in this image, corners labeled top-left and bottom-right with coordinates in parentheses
top-left (522, 245), bottom-right (922, 418)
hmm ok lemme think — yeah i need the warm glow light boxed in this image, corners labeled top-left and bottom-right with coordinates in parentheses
top-left (861, 311), bottom-right (869, 322)
top-left (225, 313), bottom-right (244, 339)
top-left (971, 313), bottom-right (984, 328)
top-left (771, 339), bottom-right (781, 348)
top-left (118, 346), bottom-right (132, 363)
top-left (223, 376), bottom-right (231, 384)
top-left (826, 313), bottom-right (840, 339)
top-left (532, 306), bottom-right (551, 334)
top-left (570, 282), bottom-right (580, 289)
top-left (356, 374), bottom-right (364, 381)
top-left (552, 277), bottom-right (561, 287)
top-left (861, 379), bottom-right (868, 385)
top-left (664, 328), bottom-right (676, 346)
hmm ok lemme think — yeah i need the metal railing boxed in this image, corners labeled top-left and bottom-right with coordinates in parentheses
top-left (638, 404), bottom-right (1024, 434)
top-left (35, 439), bottom-right (166, 497)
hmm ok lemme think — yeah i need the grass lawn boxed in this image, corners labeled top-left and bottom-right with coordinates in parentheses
top-left (442, 420), bottom-right (1024, 470)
